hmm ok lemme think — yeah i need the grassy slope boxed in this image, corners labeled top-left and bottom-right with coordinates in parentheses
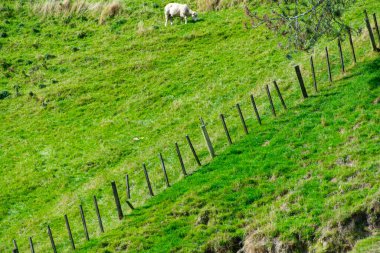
top-left (0, 0), bottom-right (379, 252)
top-left (81, 55), bottom-right (380, 253)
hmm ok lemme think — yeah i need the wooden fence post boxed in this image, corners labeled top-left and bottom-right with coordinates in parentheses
top-left (186, 135), bottom-right (202, 166)
top-left (93, 196), bottom-right (104, 233)
top-left (79, 204), bottom-right (90, 241)
top-left (294, 65), bottom-right (309, 98)
top-left (220, 114), bottom-right (232, 145)
top-left (348, 28), bottom-right (357, 63)
top-left (250, 94), bottom-right (262, 125)
top-left (142, 163), bottom-right (154, 196)
top-left (125, 174), bottom-right (131, 199)
top-left (175, 142), bottom-right (187, 176)
top-left (273, 81), bottom-right (287, 110)
top-left (111, 181), bottom-right (124, 219)
top-left (236, 103), bottom-right (248, 134)
top-left (159, 153), bottom-right (170, 187)
top-left (47, 225), bottom-right (57, 253)
top-left (365, 10), bottom-right (378, 51)
top-left (374, 13), bottom-right (380, 47)
top-left (310, 56), bottom-right (318, 92)
top-left (64, 214), bottom-right (76, 249)
top-left (265, 85), bottom-right (276, 116)
top-left (12, 239), bottom-right (18, 251)
top-left (325, 47), bottom-right (333, 82)
top-left (200, 118), bottom-right (216, 158)
top-left (29, 237), bottom-right (35, 253)
top-left (338, 39), bottom-right (345, 73)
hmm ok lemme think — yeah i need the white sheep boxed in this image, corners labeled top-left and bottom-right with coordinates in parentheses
top-left (164, 3), bottom-right (198, 26)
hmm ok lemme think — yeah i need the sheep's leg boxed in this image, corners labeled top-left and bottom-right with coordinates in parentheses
top-left (184, 16), bottom-right (187, 24)
top-left (165, 15), bottom-right (168, 27)
top-left (170, 16), bottom-right (173, 26)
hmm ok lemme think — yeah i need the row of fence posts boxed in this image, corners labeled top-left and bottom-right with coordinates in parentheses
top-left (10, 10), bottom-right (380, 253)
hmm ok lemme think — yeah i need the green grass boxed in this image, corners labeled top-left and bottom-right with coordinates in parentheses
top-left (0, 0), bottom-right (379, 252)
top-left (75, 55), bottom-right (379, 253)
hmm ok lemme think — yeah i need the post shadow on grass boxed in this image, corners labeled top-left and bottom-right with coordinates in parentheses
top-left (126, 200), bottom-right (135, 210)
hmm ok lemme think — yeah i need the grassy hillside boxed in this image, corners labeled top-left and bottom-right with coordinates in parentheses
top-left (0, 0), bottom-right (379, 252)
top-left (79, 56), bottom-right (380, 253)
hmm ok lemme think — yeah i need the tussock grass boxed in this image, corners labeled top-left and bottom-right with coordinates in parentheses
top-left (196, 0), bottom-right (244, 11)
top-left (31, 0), bottom-right (122, 24)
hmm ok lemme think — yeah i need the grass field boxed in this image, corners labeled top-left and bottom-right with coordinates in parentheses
top-left (0, 0), bottom-right (379, 252)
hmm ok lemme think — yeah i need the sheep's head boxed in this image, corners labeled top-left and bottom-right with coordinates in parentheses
top-left (191, 12), bottom-right (198, 21)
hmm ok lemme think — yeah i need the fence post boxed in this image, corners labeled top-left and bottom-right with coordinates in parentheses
top-left (310, 56), bottom-right (318, 92)
top-left (64, 214), bottom-right (76, 249)
top-left (47, 225), bottom-right (57, 253)
top-left (142, 163), bottom-right (154, 196)
top-left (186, 135), bottom-right (202, 166)
top-left (12, 239), bottom-right (18, 251)
top-left (125, 174), bottom-right (131, 199)
top-left (200, 118), bottom-right (216, 158)
top-left (338, 39), bottom-right (345, 73)
top-left (265, 85), bottom-right (276, 116)
top-left (325, 47), bottom-right (333, 82)
top-left (365, 10), bottom-right (378, 51)
top-left (273, 81), bottom-right (287, 110)
top-left (79, 204), bottom-right (90, 241)
top-left (250, 94), bottom-right (262, 125)
top-left (29, 237), bottom-right (35, 253)
top-left (93, 196), bottom-right (104, 233)
top-left (236, 103), bottom-right (248, 134)
top-left (159, 153), bottom-right (170, 187)
top-left (175, 142), bottom-right (187, 176)
top-left (111, 181), bottom-right (124, 219)
top-left (348, 28), bottom-right (357, 63)
top-left (374, 13), bottom-right (380, 47)
top-left (294, 65), bottom-right (309, 98)
top-left (220, 114), bottom-right (232, 145)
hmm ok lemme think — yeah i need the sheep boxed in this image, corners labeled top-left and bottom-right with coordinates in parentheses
top-left (164, 3), bottom-right (198, 26)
